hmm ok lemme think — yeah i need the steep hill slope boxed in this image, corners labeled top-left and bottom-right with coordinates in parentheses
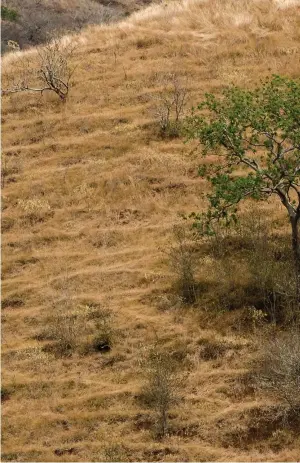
top-left (2, 0), bottom-right (300, 461)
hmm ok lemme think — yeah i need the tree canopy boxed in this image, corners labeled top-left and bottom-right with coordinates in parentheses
top-left (185, 75), bottom-right (300, 269)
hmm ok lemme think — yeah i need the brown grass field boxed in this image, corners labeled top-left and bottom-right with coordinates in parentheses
top-left (2, 0), bottom-right (300, 461)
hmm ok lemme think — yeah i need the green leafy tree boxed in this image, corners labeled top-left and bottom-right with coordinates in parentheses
top-left (185, 76), bottom-right (300, 276)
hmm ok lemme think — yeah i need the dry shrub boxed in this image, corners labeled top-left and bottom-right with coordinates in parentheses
top-left (3, 35), bottom-right (77, 101)
top-left (45, 313), bottom-right (80, 356)
top-left (239, 214), bottom-right (299, 323)
top-left (225, 372), bottom-right (256, 401)
top-left (256, 330), bottom-right (300, 414)
top-left (2, 295), bottom-right (24, 309)
top-left (222, 404), bottom-right (299, 449)
top-left (1, 154), bottom-right (22, 188)
top-left (151, 73), bottom-right (189, 138)
top-left (167, 225), bottom-right (197, 304)
top-left (89, 229), bottom-right (123, 249)
top-left (248, 263), bottom-right (297, 324)
top-left (18, 197), bottom-right (52, 224)
top-left (206, 260), bottom-right (250, 311)
top-left (41, 300), bottom-right (115, 356)
top-left (197, 338), bottom-right (228, 361)
top-left (73, 303), bottom-right (116, 354)
top-left (90, 307), bottom-right (115, 352)
top-left (246, 239), bottom-right (298, 324)
top-left (155, 293), bottom-right (184, 312)
top-left (139, 346), bottom-right (182, 438)
top-left (203, 211), bottom-right (299, 323)
top-left (206, 210), bottom-right (268, 259)
top-left (103, 443), bottom-right (130, 462)
top-left (2, 216), bottom-right (15, 232)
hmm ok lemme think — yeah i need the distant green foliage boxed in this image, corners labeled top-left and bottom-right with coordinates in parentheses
top-left (1, 6), bottom-right (18, 21)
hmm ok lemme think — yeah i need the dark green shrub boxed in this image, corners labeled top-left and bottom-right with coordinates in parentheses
top-left (1, 385), bottom-right (12, 401)
top-left (1, 6), bottom-right (18, 21)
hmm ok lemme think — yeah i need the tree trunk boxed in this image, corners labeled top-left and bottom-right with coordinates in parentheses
top-left (290, 215), bottom-right (300, 307)
top-left (160, 407), bottom-right (168, 438)
top-left (290, 215), bottom-right (300, 274)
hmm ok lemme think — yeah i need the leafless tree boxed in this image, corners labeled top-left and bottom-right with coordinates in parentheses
top-left (2, 36), bottom-right (77, 101)
top-left (140, 346), bottom-right (181, 438)
top-left (152, 73), bottom-right (189, 137)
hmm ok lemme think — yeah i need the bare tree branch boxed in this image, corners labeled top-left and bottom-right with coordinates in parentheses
top-left (2, 35), bottom-right (77, 101)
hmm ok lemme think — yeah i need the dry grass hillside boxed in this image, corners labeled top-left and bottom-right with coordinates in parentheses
top-left (2, 0), bottom-right (300, 461)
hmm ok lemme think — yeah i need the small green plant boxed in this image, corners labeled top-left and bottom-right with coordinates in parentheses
top-left (1, 6), bottom-right (18, 22)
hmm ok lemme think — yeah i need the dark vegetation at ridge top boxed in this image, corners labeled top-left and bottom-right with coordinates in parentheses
top-left (1, 0), bottom-right (154, 53)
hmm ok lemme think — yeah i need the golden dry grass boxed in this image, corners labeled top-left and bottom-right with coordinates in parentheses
top-left (2, 0), bottom-right (300, 461)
